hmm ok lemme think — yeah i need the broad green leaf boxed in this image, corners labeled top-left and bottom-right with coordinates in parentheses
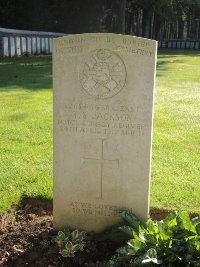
top-left (65, 241), bottom-right (73, 250)
top-left (157, 221), bottom-right (172, 240)
top-left (118, 225), bottom-right (134, 238)
top-left (138, 225), bottom-right (146, 234)
top-left (72, 243), bottom-right (80, 252)
top-left (133, 230), bottom-right (145, 242)
top-left (139, 232), bottom-right (146, 241)
top-left (146, 220), bottom-right (159, 234)
top-left (142, 248), bottom-right (162, 264)
top-left (177, 210), bottom-right (196, 233)
top-left (57, 231), bottom-right (66, 240)
top-left (127, 239), bottom-right (145, 252)
top-left (117, 209), bottom-right (141, 231)
top-left (60, 249), bottom-right (75, 258)
top-left (194, 240), bottom-right (200, 251)
top-left (71, 229), bottom-right (79, 240)
top-left (163, 212), bottom-right (178, 229)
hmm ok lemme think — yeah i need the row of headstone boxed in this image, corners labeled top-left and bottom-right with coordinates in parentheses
top-left (0, 36), bottom-right (54, 57)
top-left (0, 34), bottom-right (198, 57)
top-left (158, 40), bottom-right (200, 49)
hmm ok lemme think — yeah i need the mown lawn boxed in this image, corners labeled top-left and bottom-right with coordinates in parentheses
top-left (0, 50), bottom-right (199, 214)
top-left (152, 49), bottom-right (200, 213)
top-left (0, 57), bottom-right (53, 212)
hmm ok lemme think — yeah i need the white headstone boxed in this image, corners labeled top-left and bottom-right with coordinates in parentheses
top-left (45, 38), bottom-right (49, 53)
top-left (32, 37), bottom-right (37, 54)
top-left (36, 37), bottom-right (41, 53)
top-left (53, 33), bottom-right (157, 232)
top-left (41, 38), bottom-right (45, 52)
top-left (27, 37), bottom-right (32, 54)
top-left (16, 37), bottom-right (21, 56)
top-left (10, 37), bottom-right (15, 57)
top-left (21, 37), bottom-right (27, 54)
top-left (3, 37), bottom-right (9, 57)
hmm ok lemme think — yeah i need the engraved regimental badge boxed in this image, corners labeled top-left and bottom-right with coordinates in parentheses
top-left (79, 49), bottom-right (126, 99)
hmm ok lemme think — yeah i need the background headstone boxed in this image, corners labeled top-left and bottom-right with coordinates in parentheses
top-left (10, 37), bottom-right (15, 57)
top-left (21, 37), bottom-right (26, 54)
top-left (53, 33), bottom-right (157, 232)
top-left (16, 37), bottom-right (21, 56)
top-left (32, 37), bottom-right (37, 54)
top-left (36, 37), bottom-right (41, 54)
top-left (3, 37), bottom-right (9, 56)
top-left (41, 38), bottom-right (45, 53)
top-left (45, 38), bottom-right (49, 53)
top-left (27, 37), bottom-right (32, 54)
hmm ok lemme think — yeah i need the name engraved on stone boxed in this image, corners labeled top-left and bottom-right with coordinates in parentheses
top-left (82, 139), bottom-right (119, 200)
top-left (53, 33), bottom-right (157, 231)
top-left (79, 49), bottom-right (126, 99)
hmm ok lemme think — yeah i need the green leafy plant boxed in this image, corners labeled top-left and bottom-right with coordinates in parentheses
top-left (115, 210), bottom-right (200, 266)
top-left (89, 210), bottom-right (200, 266)
top-left (55, 229), bottom-right (86, 258)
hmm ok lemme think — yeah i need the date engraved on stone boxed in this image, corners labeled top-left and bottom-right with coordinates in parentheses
top-left (79, 49), bottom-right (126, 99)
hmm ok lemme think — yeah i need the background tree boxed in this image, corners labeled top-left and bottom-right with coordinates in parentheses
top-left (0, 0), bottom-right (199, 40)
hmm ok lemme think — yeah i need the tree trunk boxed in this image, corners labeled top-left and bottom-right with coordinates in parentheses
top-left (105, 0), bottom-right (126, 33)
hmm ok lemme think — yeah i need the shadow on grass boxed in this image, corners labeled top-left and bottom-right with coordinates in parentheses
top-left (0, 51), bottom-right (199, 86)
top-left (0, 55), bottom-right (52, 92)
top-left (156, 49), bottom-right (200, 77)
top-left (158, 48), bottom-right (200, 57)
top-left (19, 195), bottom-right (53, 211)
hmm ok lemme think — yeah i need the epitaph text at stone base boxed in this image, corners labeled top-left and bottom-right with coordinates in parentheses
top-left (53, 33), bottom-right (157, 232)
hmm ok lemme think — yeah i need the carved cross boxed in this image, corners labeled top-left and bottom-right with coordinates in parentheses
top-left (82, 139), bottom-right (119, 200)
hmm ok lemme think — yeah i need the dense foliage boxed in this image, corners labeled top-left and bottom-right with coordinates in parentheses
top-left (0, 0), bottom-right (199, 40)
top-left (89, 210), bottom-right (200, 266)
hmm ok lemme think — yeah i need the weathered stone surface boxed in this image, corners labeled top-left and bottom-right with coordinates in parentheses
top-left (53, 33), bottom-right (157, 232)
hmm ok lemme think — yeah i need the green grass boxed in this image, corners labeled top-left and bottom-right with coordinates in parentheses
top-left (0, 56), bottom-right (53, 212)
top-left (151, 49), bottom-right (200, 213)
top-left (0, 50), bottom-right (199, 214)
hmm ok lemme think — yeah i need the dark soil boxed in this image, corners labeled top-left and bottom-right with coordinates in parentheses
top-left (0, 199), bottom-right (174, 267)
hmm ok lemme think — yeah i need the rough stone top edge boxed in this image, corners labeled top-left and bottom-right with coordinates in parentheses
top-left (54, 33), bottom-right (157, 45)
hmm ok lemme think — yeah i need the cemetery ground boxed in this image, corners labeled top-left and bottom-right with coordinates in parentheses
top-left (0, 49), bottom-right (199, 266)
